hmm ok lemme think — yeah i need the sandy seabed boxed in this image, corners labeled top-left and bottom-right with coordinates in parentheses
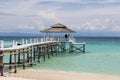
top-left (1, 69), bottom-right (120, 80)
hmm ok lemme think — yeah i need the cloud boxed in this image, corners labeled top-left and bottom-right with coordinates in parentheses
top-left (18, 25), bottom-right (35, 30)
top-left (62, 17), bottom-right (120, 33)
top-left (37, 7), bottom-right (62, 21)
top-left (37, 0), bottom-right (120, 3)
top-left (36, 0), bottom-right (120, 4)
top-left (1, 0), bottom-right (119, 17)
top-left (0, 0), bottom-right (39, 16)
top-left (98, 0), bottom-right (120, 3)
top-left (0, 0), bottom-right (120, 36)
top-left (78, 18), bottom-right (120, 32)
top-left (37, 10), bottom-right (56, 20)
top-left (32, 18), bottom-right (45, 30)
top-left (55, 3), bottom-right (120, 33)
top-left (60, 6), bottom-right (120, 18)
top-left (0, 12), bottom-right (16, 16)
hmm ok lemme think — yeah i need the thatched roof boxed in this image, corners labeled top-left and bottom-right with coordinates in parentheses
top-left (41, 23), bottom-right (75, 33)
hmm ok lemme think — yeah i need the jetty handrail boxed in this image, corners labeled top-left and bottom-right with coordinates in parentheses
top-left (0, 38), bottom-right (59, 51)
top-left (0, 37), bottom-right (85, 51)
top-left (0, 40), bottom-right (4, 49)
top-left (69, 38), bottom-right (86, 45)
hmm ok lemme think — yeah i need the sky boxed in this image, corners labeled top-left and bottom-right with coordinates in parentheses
top-left (0, 0), bottom-right (120, 36)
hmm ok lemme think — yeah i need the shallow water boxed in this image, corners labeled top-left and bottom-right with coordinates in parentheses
top-left (2, 37), bottom-right (120, 76)
top-left (28, 45), bottom-right (120, 75)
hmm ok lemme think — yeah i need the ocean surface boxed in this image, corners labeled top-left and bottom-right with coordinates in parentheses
top-left (1, 37), bottom-right (120, 76)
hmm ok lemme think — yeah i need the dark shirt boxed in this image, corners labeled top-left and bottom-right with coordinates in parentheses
top-left (65, 34), bottom-right (68, 38)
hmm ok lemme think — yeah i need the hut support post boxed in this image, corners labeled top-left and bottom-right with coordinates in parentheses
top-left (83, 43), bottom-right (85, 52)
top-left (69, 42), bottom-right (73, 53)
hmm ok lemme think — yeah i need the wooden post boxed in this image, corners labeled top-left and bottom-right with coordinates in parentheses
top-left (55, 43), bottom-right (58, 55)
top-left (47, 44), bottom-right (50, 59)
top-left (58, 43), bottom-right (60, 53)
top-left (9, 52), bottom-right (12, 70)
top-left (57, 43), bottom-right (59, 54)
top-left (0, 65), bottom-right (3, 76)
top-left (43, 45), bottom-right (46, 61)
top-left (30, 46), bottom-right (33, 66)
top-left (0, 51), bottom-right (4, 76)
top-left (51, 44), bottom-right (53, 56)
top-left (61, 42), bottom-right (65, 52)
top-left (14, 51), bottom-right (17, 73)
top-left (64, 42), bottom-right (66, 52)
top-left (38, 46), bottom-right (40, 63)
top-left (69, 42), bottom-right (71, 53)
top-left (33, 46), bottom-right (36, 61)
top-left (0, 40), bottom-right (4, 76)
top-left (18, 50), bottom-right (20, 65)
top-left (23, 49), bottom-right (25, 69)
top-left (62, 42), bottom-right (65, 52)
top-left (27, 48), bottom-right (29, 62)
top-left (83, 43), bottom-right (85, 52)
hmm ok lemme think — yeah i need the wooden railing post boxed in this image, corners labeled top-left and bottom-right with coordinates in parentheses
top-left (0, 51), bottom-right (4, 76)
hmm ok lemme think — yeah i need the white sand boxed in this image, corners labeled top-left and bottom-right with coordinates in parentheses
top-left (0, 76), bottom-right (34, 80)
top-left (4, 69), bottom-right (120, 80)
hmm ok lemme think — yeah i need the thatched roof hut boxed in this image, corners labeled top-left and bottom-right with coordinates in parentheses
top-left (40, 23), bottom-right (75, 33)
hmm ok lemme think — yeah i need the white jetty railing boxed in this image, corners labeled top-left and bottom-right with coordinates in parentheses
top-left (0, 40), bottom-right (4, 49)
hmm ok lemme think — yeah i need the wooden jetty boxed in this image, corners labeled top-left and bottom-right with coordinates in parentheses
top-left (0, 23), bottom-right (86, 76)
top-left (0, 38), bottom-right (85, 76)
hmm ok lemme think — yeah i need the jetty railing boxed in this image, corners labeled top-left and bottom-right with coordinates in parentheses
top-left (0, 38), bottom-right (85, 76)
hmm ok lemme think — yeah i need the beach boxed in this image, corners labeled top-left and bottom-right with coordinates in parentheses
top-left (1, 69), bottom-right (119, 80)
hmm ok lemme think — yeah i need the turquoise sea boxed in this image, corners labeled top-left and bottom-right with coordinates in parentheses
top-left (1, 37), bottom-right (120, 76)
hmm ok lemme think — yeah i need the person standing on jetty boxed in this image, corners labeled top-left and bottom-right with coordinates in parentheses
top-left (65, 34), bottom-right (70, 41)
